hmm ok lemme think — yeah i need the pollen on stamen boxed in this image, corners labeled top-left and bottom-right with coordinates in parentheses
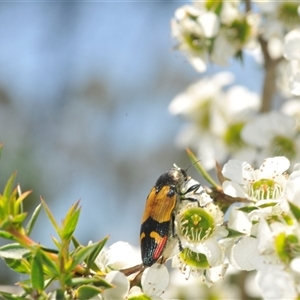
top-left (178, 207), bottom-right (215, 242)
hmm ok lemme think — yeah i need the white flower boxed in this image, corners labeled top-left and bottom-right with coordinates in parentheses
top-left (128, 264), bottom-right (169, 300)
top-left (169, 72), bottom-right (234, 119)
top-left (169, 72), bottom-right (234, 169)
top-left (284, 163), bottom-right (300, 206)
top-left (257, 2), bottom-right (300, 41)
top-left (253, 219), bottom-right (300, 299)
top-left (255, 264), bottom-right (298, 300)
top-left (241, 111), bottom-right (300, 163)
top-left (283, 29), bottom-right (300, 95)
top-left (95, 241), bottom-right (141, 272)
top-left (102, 271), bottom-right (129, 300)
top-left (283, 29), bottom-right (300, 61)
top-left (211, 29), bottom-right (237, 66)
top-left (175, 201), bottom-right (227, 269)
top-left (173, 198), bottom-right (228, 283)
top-left (171, 1), bottom-right (259, 71)
top-left (171, 5), bottom-right (210, 72)
top-left (102, 264), bottom-right (170, 300)
top-left (281, 98), bottom-right (300, 126)
top-left (169, 73), bottom-right (262, 169)
top-left (172, 249), bottom-right (228, 287)
top-left (222, 156), bottom-right (289, 202)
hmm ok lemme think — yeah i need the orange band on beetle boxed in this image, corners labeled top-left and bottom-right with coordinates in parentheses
top-left (141, 186), bottom-right (176, 223)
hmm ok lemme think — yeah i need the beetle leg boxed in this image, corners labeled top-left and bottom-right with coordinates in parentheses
top-left (181, 183), bottom-right (203, 206)
top-left (171, 214), bottom-right (176, 237)
top-left (184, 183), bottom-right (202, 194)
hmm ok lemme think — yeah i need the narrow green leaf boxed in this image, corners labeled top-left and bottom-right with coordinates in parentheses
top-left (31, 248), bottom-right (44, 292)
top-left (14, 190), bottom-right (32, 216)
top-left (0, 230), bottom-right (14, 240)
top-left (61, 203), bottom-right (81, 241)
top-left (86, 236), bottom-right (108, 269)
top-left (258, 202), bottom-right (277, 208)
top-left (76, 285), bottom-right (103, 300)
top-left (92, 275), bottom-right (114, 289)
top-left (69, 243), bottom-right (100, 271)
top-left (25, 204), bottom-right (42, 236)
top-left (0, 195), bottom-right (6, 220)
top-left (186, 148), bottom-right (220, 189)
top-left (238, 206), bottom-right (258, 213)
top-left (40, 246), bottom-right (59, 255)
top-left (62, 201), bottom-right (80, 228)
top-left (40, 198), bottom-right (60, 235)
top-left (3, 172), bottom-right (17, 200)
top-left (40, 250), bottom-right (59, 277)
top-left (0, 243), bottom-right (31, 260)
top-left (51, 236), bottom-right (61, 250)
top-left (72, 236), bottom-right (82, 249)
top-left (9, 188), bottom-right (18, 216)
top-left (70, 276), bottom-right (112, 288)
top-left (289, 201), bottom-right (300, 221)
top-left (4, 257), bottom-right (31, 274)
top-left (11, 212), bottom-right (27, 224)
top-left (0, 291), bottom-right (27, 300)
top-left (48, 289), bottom-right (64, 300)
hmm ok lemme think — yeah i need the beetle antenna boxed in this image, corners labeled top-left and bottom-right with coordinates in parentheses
top-left (185, 159), bottom-right (201, 172)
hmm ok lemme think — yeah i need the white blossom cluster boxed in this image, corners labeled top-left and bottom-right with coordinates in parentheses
top-left (171, 1), bottom-right (300, 80)
top-left (95, 157), bottom-right (300, 299)
top-left (223, 156), bottom-right (300, 299)
top-left (171, 2), bottom-right (259, 72)
top-left (169, 72), bottom-right (300, 170)
top-left (169, 1), bottom-right (300, 169)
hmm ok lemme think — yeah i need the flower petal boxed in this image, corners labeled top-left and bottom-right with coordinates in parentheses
top-left (232, 237), bottom-right (258, 271)
top-left (103, 271), bottom-right (129, 300)
top-left (223, 181), bottom-right (247, 198)
top-left (205, 263), bottom-right (229, 287)
top-left (198, 12), bottom-right (220, 38)
top-left (283, 29), bottom-right (300, 61)
top-left (259, 156), bottom-right (290, 179)
top-left (228, 206), bottom-right (252, 234)
top-left (222, 159), bottom-right (254, 184)
top-left (141, 264), bottom-right (169, 297)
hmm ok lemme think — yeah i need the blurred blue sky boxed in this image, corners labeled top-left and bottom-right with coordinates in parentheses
top-left (0, 1), bottom-right (263, 278)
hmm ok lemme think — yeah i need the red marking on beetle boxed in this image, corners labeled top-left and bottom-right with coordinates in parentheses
top-left (153, 236), bottom-right (168, 260)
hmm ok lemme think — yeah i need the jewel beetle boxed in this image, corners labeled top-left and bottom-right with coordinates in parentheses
top-left (140, 164), bottom-right (200, 266)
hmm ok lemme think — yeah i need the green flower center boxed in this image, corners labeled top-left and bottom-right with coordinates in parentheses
top-left (179, 248), bottom-right (210, 269)
top-left (249, 179), bottom-right (282, 200)
top-left (178, 207), bottom-right (215, 242)
top-left (205, 0), bottom-right (223, 15)
top-left (223, 122), bottom-right (245, 150)
top-left (128, 295), bottom-right (151, 300)
top-left (275, 232), bottom-right (300, 264)
top-left (195, 100), bottom-right (211, 131)
top-left (270, 135), bottom-right (296, 160)
top-left (226, 16), bottom-right (251, 45)
top-left (277, 2), bottom-right (300, 27)
top-left (183, 32), bottom-right (208, 53)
